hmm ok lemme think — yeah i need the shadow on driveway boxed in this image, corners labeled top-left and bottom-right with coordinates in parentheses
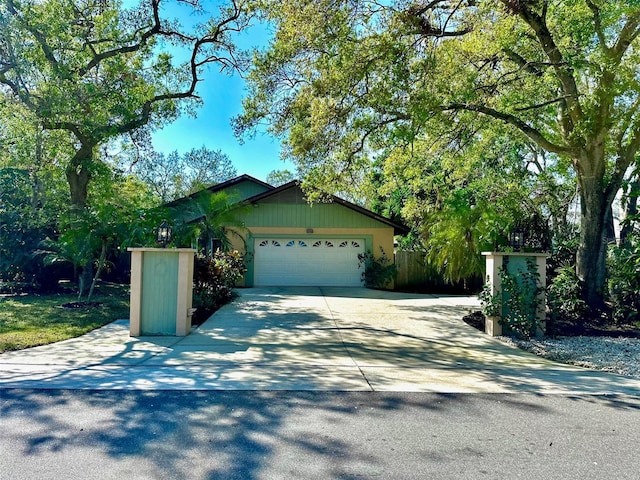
top-left (1, 287), bottom-right (640, 394)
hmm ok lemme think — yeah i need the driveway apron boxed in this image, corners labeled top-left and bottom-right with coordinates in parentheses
top-left (1, 287), bottom-right (640, 393)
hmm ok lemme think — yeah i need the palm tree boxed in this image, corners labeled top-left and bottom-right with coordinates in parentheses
top-left (167, 191), bottom-right (247, 255)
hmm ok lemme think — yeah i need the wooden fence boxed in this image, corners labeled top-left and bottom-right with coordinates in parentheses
top-left (394, 250), bottom-right (482, 292)
top-left (394, 251), bottom-right (446, 291)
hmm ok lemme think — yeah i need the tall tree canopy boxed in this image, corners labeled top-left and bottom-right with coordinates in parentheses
top-left (0, 0), bottom-right (250, 209)
top-left (266, 168), bottom-right (296, 186)
top-left (238, 0), bottom-right (640, 309)
top-left (132, 145), bottom-right (237, 201)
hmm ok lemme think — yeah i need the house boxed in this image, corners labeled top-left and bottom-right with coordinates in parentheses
top-left (170, 174), bottom-right (408, 287)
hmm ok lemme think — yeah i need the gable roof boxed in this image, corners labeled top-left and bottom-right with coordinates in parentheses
top-left (165, 174), bottom-right (273, 207)
top-left (243, 181), bottom-right (410, 235)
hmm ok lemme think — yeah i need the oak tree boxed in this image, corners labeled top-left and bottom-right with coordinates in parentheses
top-left (0, 0), bottom-right (250, 209)
top-left (238, 0), bottom-right (640, 309)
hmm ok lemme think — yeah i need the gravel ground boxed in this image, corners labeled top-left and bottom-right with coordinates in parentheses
top-left (499, 335), bottom-right (640, 377)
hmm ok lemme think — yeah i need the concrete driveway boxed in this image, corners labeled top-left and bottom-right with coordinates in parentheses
top-left (1, 287), bottom-right (640, 393)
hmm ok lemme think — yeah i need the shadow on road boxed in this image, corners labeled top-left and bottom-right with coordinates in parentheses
top-left (2, 390), bottom-right (640, 479)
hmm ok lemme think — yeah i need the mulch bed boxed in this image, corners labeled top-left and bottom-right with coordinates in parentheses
top-left (60, 302), bottom-right (103, 309)
top-left (548, 317), bottom-right (640, 339)
top-left (191, 307), bottom-right (217, 327)
top-left (463, 311), bottom-right (485, 331)
top-left (463, 311), bottom-right (640, 339)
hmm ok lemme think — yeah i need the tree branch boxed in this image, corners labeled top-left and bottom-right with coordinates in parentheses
top-left (91, 0), bottom-right (245, 139)
top-left (611, 10), bottom-right (640, 63)
top-left (585, 0), bottom-right (612, 55)
top-left (78, 0), bottom-right (164, 76)
top-left (500, 0), bottom-right (583, 126)
top-left (443, 102), bottom-right (571, 155)
top-left (607, 120), bottom-right (640, 203)
top-left (502, 48), bottom-right (544, 76)
top-left (5, 0), bottom-right (63, 76)
top-left (404, 0), bottom-right (472, 37)
top-left (514, 95), bottom-right (577, 112)
top-left (41, 119), bottom-right (90, 145)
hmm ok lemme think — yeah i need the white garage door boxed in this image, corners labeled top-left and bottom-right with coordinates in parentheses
top-left (254, 238), bottom-right (365, 286)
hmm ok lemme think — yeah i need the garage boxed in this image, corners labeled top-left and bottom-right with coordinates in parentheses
top-left (253, 238), bottom-right (365, 286)
top-left (169, 175), bottom-right (409, 288)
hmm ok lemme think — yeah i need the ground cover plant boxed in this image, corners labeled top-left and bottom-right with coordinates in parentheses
top-left (0, 283), bottom-right (129, 353)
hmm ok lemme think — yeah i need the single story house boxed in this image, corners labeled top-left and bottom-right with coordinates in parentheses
top-left (169, 174), bottom-right (408, 287)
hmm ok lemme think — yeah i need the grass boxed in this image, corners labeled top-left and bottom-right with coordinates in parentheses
top-left (0, 283), bottom-right (130, 353)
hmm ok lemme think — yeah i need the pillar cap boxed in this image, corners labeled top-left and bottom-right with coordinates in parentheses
top-left (128, 247), bottom-right (196, 253)
top-left (481, 251), bottom-right (549, 257)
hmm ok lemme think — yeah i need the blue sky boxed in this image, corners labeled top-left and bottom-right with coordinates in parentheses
top-left (151, 67), bottom-right (292, 182)
top-left (150, 3), bottom-right (294, 182)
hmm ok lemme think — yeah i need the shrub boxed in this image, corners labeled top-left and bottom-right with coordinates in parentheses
top-left (547, 265), bottom-right (589, 325)
top-left (607, 235), bottom-right (640, 325)
top-left (0, 168), bottom-right (60, 291)
top-left (192, 250), bottom-right (247, 322)
top-left (357, 248), bottom-right (397, 289)
top-left (547, 226), bottom-right (580, 275)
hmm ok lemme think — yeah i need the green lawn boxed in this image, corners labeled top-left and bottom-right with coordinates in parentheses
top-left (0, 284), bottom-right (130, 353)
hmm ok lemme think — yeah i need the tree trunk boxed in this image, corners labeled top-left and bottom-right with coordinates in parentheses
top-left (66, 164), bottom-right (91, 209)
top-left (77, 261), bottom-right (93, 302)
top-left (65, 143), bottom-right (94, 210)
top-left (87, 237), bottom-right (108, 303)
top-left (30, 132), bottom-right (44, 209)
top-left (66, 142), bottom-right (95, 300)
top-left (576, 175), bottom-right (608, 311)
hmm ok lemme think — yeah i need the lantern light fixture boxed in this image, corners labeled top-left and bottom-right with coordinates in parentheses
top-left (508, 227), bottom-right (525, 251)
top-left (156, 220), bottom-right (172, 247)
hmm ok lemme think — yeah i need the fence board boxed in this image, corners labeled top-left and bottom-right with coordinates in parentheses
top-left (395, 251), bottom-right (445, 290)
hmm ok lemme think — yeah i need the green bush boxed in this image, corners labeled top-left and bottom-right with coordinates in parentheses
top-left (547, 265), bottom-right (588, 324)
top-left (357, 248), bottom-right (397, 289)
top-left (192, 250), bottom-right (247, 322)
top-left (607, 235), bottom-right (640, 325)
top-left (0, 168), bottom-right (59, 290)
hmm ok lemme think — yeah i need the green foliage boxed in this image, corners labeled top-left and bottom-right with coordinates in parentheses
top-left (548, 226), bottom-right (581, 272)
top-left (478, 284), bottom-right (502, 319)
top-left (41, 166), bottom-right (160, 301)
top-left (0, 0), bottom-right (249, 208)
top-left (480, 259), bottom-right (543, 339)
top-left (380, 133), bottom-right (559, 282)
top-left (0, 169), bottom-right (42, 279)
top-left (192, 250), bottom-right (247, 321)
top-left (266, 169), bottom-right (297, 186)
top-left (239, 0), bottom-right (640, 311)
top-left (133, 146), bottom-right (237, 202)
top-left (547, 265), bottom-right (589, 325)
top-left (0, 103), bottom-right (70, 288)
top-left (545, 225), bottom-right (587, 325)
top-left (168, 191), bottom-right (246, 254)
top-left (357, 248), bottom-right (397, 289)
top-left (607, 233), bottom-right (640, 324)
top-left (0, 167), bottom-right (63, 289)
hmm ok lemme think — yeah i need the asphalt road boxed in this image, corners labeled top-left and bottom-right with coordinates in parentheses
top-left (1, 390), bottom-right (639, 479)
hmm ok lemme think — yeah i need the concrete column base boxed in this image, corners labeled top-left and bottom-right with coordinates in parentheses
top-left (485, 316), bottom-right (502, 337)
